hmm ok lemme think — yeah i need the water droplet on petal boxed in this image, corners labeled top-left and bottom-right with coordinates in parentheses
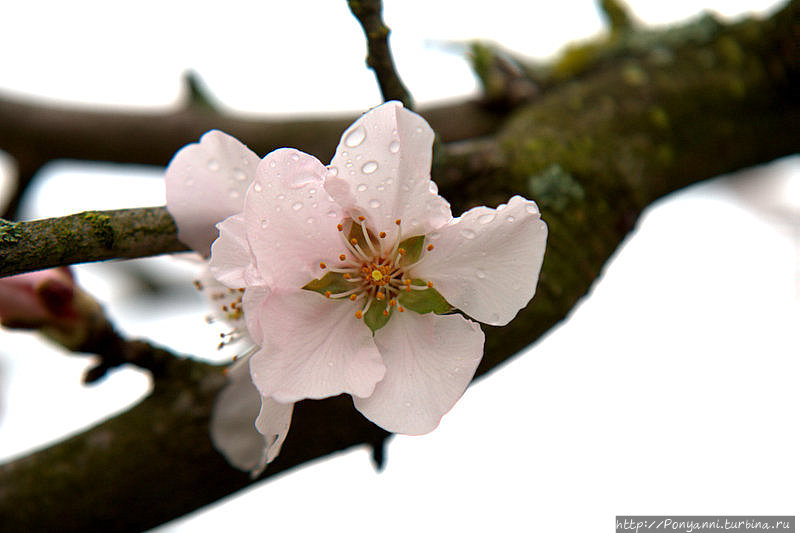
top-left (344, 125), bottom-right (366, 147)
top-left (269, 160), bottom-right (277, 168)
top-left (356, 183), bottom-right (368, 192)
top-left (260, 219), bottom-right (269, 229)
top-left (308, 188), bottom-right (316, 195)
top-left (311, 202), bottom-right (318, 208)
top-left (184, 176), bottom-right (194, 185)
top-left (428, 181), bottom-right (438, 194)
top-left (429, 231), bottom-right (440, 240)
top-left (376, 184), bottom-right (385, 191)
top-left (327, 210), bottom-right (338, 218)
top-left (327, 166), bottom-right (339, 177)
top-left (506, 215), bottom-right (515, 223)
top-left (526, 203), bottom-right (540, 215)
top-left (369, 199), bottom-right (381, 209)
top-left (290, 153), bottom-right (299, 162)
top-left (460, 229), bottom-right (476, 239)
top-left (478, 213), bottom-right (495, 224)
top-left (386, 177), bottom-right (393, 185)
top-left (476, 269), bottom-right (486, 279)
top-left (232, 168), bottom-right (247, 181)
top-left (253, 183), bottom-right (263, 192)
top-left (389, 141), bottom-right (400, 153)
top-left (277, 194), bottom-right (286, 200)
top-left (292, 201), bottom-right (303, 211)
top-left (361, 161), bottom-right (378, 174)
top-left (227, 189), bottom-right (240, 199)
top-left (403, 401), bottom-right (412, 408)
top-left (345, 161), bottom-right (353, 168)
top-left (327, 361), bottom-right (334, 367)
top-left (415, 126), bottom-right (423, 133)
top-left (306, 217), bottom-right (314, 224)
top-left (242, 157), bottom-right (250, 166)
top-left (207, 159), bottom-right (220, 171)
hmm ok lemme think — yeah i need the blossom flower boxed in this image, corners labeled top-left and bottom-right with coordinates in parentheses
top-left (165, 132), bottom-right (293, 474)
top-left (208, 101), bottom-right (548, 435)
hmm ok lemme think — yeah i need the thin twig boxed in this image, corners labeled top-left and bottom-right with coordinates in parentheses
top-left (347, 0), bottom-right (413, 108)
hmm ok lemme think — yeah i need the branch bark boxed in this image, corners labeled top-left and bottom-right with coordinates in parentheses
top-left (0, 1), bottom-right (798, 531)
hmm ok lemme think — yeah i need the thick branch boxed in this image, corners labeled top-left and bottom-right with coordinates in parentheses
top-left (1, 2), bottom-right (799, 531)
top-left (0, 208), bottom-right (188, 277)
top-left (348, 0), bottom-right (414, 108)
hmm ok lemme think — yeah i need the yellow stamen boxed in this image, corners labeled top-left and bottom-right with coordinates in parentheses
top-left (371, 270), bottom-right (383, 282)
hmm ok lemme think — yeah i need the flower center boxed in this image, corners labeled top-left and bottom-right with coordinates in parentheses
top-left (309, 217), bottom-right (440, 328)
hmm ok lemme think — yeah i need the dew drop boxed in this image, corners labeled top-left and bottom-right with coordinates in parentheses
top-left (207, 159), bottom-right (220, 171)
top-left (389, 140), bottom-right (400, 153)
top-left (376, 184), bottom-right (385, 191)
top-left (311, 202), bottom-right (318, 208)
top-left (460, 229), bottom-right (476, 239)
top-left (355, 154), bottom-right (363, 161)
top-left (327, 166), bottom-right (339, 177)
top-left (478, 213), bottom-right (495, 224)
top-left (260, 219), bottom-right (269, 229)
top-left (401, 184), bottom-right (411, 192)
top-left (369, 199), bottom-right (381, 209)
top-left (526, 203), bottom-right (540, 215)
top-left (345, 161), bottom-right (353, 168)
top-left (308, 188), bottom-right (316, 195)
top-left (327, 361), bottom-right (335, 367)
top-left (277, 194), bottom-right (286, 200)
top-left (429, 231), bottom-right (440, 240)
top-left (428, 181), bottom-right (438, 194)
top-left (306, 217), bottom-right (315, 224)
top-left (184, 176), bottom-right (194, 185)
top-left (344, 125), bottom-right (366, 147)
top-left (341, 151), bottom-right (348, 157)
top-left (361, 161), bottom-right (378, 174)
top-left (227, 189), bottom-right (240, 199)
top-left (292, 201), bottom-right (303, 211)
top-left (415, 126), bottom-right (423, 133)
top-left (403, 401), bottom-right (412, 408)
top-left (232, 168), bottom-right (247, 181)
top-left (269, 160), bottom-right (277, 168)
top-left (356, 183), bottom-right (368, 192)
top-left (506, 215), bottom-right (515, 223)
top-left (476, 269), bottom-right (486, 279)
top-left (290, 153), bottom-right (300, 162)
top-left (253, 183), bottom-right (263, 192)
top-left (327, 210), bottom-right (338, 218)
top-left (241, 157), bottom-right (250, 166)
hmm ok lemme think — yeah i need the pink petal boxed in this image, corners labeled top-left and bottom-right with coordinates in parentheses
top-left (414, 195), bottom-right (548, 326)
top-left (209, 213), bottom-right (263, 289)
top-left (210, 355), bottom-right (293, 475)
top-left (249, 289), bottom-right (386, 403)
top-left (244, 149), bottom-right (346, 289)
top-left (354, 312), bottom-right (484, 435)
top-left (242, 286), bottom-right (270, 347)
top-left (325, 101), bottom-right (451, 242)
top-left (165, 130), bottom-right (260, 256)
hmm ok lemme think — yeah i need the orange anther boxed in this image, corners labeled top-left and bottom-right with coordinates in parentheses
top-left (339, 254), bottom-right (346, 261)
top-left (337, 224), bottom-right (343, 231)
top-left (398, 306), bottom-right (405, 312)
top-left (426, 281), bottom-right (433, 288)
top-left (350, 238), bottom-right (358, 245)
top-left (355, 310), bottom-right (363, 319)
top-left (383, 310), bottom-right (389, 316)
top-left (395, 219), bottom-right (401, 225)
top-left (325, 291), bottom-right (332, 298)
top-left (358, 215), bottom-right (365, 222)
top-left (398, 248), bottom-right (406, 255)
top-left (319, 262), bottom-right (327, 269)
top-left (344, 273), bottom-right (351, 279)
top-left (376, 291), bottom-right (385, 300)
top-left (349, 294), bottom-right (357, 301)
top-left (379, 231), bottom-right (386, 238)
top-left (406, 286), bottom-right (412, 292)
top-left (389, 299), bottom-right (396, 307)
top-left (427, 244), bottom-right (434, 251)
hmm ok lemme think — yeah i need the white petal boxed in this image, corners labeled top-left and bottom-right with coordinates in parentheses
top-left (245, 148), bottom-right (346, 289)
top-left (249, 289), bottom-right (386, 403)
top-left (165, 130), bottom-right (260, 256)
top-left (325, 101), bottom-right (451, 242)
top-left (354, 312), bottom-right (484, 435)
top-left (414, 195), bottom-right (548, 326)
top-left (242, 286), bottom-right (270, 347)
top-left (254, 394), bottom-right (294, 469)
top-left (209, 213), bottom-right (261, 288)
top-left (210, 355), bottom-right (293, 475)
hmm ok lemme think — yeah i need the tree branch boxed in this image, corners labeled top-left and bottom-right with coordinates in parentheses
top-left (348, 0), bottom-right (414, 108)
top-left (0, 1), bottom-right (798, 531)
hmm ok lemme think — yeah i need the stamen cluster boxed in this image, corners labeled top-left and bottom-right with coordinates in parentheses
top-left (319, 217), bottom-right (434, 319)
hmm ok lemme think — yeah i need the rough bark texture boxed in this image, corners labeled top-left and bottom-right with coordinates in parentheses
top-left (0, 2), bottom-right (798, 531)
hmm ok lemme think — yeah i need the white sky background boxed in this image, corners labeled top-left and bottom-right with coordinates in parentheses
top-left (0, 1), bottom-right (798, 531)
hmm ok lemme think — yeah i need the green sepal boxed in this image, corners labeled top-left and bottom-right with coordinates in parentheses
top-left (347, 220), bottom-right (374, 252)
top-left (364, 301), bottom-right (392, 333)
top-left (398, 280), bottom-right (452, 315)
top-left (302, 272), bottom-right (351, 296)
top-left (398, 235), bottom-right (425, 266)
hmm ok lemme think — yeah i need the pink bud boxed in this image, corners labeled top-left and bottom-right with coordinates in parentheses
top-left (0, 267), bottom-right (77, 328)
